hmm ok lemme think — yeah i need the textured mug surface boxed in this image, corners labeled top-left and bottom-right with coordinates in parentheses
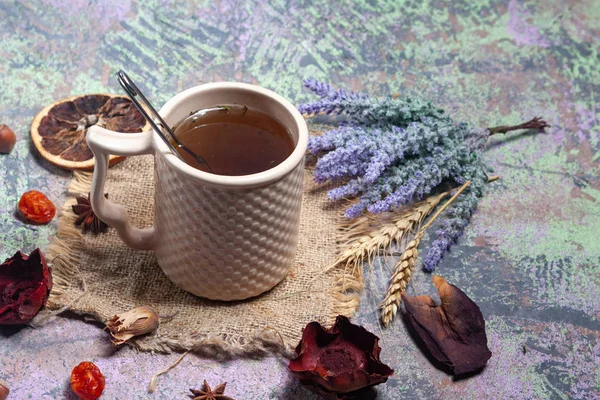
top-left (153, 155), bottom-right (304, 300)
top-left (87, 82), bottom-right (308, 300)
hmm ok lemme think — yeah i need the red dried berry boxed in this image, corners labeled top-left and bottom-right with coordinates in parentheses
top-left (70, 362), bottom-right (105, 400)
top-left (18, 190), bottom-right (56, 224)
top-left (0, 249), bottom-right (52, 325)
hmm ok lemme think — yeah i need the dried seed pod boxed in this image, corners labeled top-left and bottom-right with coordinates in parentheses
top-left (289, 316), bottom-right (393, 399)
top-left (105, 305), bottom-right (159, 345)
top-left (0, 379), bottom-right (9, 400)
top-left (402, 276), bottom-right (492, 376)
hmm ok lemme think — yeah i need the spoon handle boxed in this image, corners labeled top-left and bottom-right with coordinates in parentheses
top-left (116, 70), bottom-right (213, 173)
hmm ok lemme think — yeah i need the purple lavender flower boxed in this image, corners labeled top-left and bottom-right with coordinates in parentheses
top-left (300, 79), bottom-right (493, 271)
top-left (367, 178), bottom-right (421, 214)
top-left (423, 172), bottom-right (487, 271)
top-left (344, 198), bottom-right (373, 219)
top-left (303, 78), bottom-right (367, 102)
top-left (363, 150), bottom-right (391, 183)
top-left (298, 79), bottom-right (445, 125)
top-left (328, 178), bottom-right (366, 201)
top-left (307, 125), bottom-right (355, 155)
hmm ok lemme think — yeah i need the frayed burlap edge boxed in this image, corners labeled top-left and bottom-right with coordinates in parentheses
top-left (45, 169), bottom-right (364, 359)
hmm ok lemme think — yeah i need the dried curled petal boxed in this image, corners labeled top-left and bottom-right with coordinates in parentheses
top-left (289, 316), bottom-right (393, 399)
top-left (402, 276), bottom-right (492, 376)
top-left (0, 249), bottom-right (52, 325)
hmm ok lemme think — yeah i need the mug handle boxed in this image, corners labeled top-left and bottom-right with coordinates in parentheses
top-left (86, 125), bottom-right (156, 250)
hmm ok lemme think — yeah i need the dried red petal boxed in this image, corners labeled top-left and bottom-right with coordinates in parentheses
top-left (0, 249), bottom-right (52, 325)
top-left (402, 276), bottom-right (492, 376)
top-left (18, 190), bottom-right (56, 224)
top-left (289, 316), bottom-right (393, 399)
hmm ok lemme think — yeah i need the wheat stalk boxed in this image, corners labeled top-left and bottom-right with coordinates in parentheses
top-left (331, 192), bottom-right (449, 281)
top-left (379, 231), bottom-right (423, 327)
top-left (380, 180), bottom-right (472, 326)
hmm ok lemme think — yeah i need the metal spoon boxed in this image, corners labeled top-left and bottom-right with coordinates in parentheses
top-left (116, 70), bottom-right (213, 173)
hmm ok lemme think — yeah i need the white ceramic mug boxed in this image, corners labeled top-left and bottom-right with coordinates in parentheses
top-left (87, 83), bottom-right (308, 301)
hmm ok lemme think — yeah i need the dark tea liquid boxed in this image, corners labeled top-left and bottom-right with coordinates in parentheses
top-left (171, 105), bottom-right (294, 175)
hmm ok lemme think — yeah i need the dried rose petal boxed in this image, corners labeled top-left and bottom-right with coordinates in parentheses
top-left (402, 276), bottom-right (491, 376)
top-left (289, 316), bottom-right (393, 399)
top-left (0, 249), bottom-right (52, 325)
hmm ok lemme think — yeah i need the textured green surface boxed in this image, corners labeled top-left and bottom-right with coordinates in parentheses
top-left (1, 0), bottom-right (599, 399)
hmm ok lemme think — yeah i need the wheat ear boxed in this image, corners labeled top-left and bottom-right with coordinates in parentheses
top-left (380, 180), bottom-right (472, 326)
top-left (331, 193), bottom-right (448, 281)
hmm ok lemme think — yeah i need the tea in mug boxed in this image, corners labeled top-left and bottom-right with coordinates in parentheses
top-left (171, 105), bottom-right (294, 175)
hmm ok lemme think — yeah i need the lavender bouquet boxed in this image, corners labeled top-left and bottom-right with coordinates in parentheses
top-left (299, 79), bottom-right (547, 272)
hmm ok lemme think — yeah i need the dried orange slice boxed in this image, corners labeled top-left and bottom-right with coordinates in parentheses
top-left (31, 94), bottom-right (150, 170)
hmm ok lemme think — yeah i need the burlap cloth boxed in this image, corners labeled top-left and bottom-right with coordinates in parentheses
top-left (46, 130), bottom-right (361, 357)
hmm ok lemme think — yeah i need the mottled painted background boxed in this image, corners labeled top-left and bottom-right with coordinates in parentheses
top-left (1, 0), bottom-right (599, 399)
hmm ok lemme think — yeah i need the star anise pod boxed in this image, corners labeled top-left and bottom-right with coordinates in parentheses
top-left (72, 192), bottom-right (109, 234)
top-left (189, 380), bottom-right (234, 400)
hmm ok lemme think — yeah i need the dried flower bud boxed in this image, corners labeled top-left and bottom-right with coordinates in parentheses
top-left (289, 316), bottom-right (393, 399)
top-left (0, 379), bottom-right (9, 400)
top-left (105, 305), bottom-right (159, 345)
top-left (0, 124), bottom-right (16, 154)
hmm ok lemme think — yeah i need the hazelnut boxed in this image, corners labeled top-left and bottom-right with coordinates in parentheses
top-left (105, 305), bottom-right (160, 345)
top-left (0, 379), bottom-right (9, 400)
top-left (0, 124), bottom-right (16, 154)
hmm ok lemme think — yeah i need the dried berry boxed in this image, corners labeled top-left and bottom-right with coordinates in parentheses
top-left (0, 124), bottom-right (16, 154)
top-left (289, 316), bottom-right (393, 399)
top-left (0, 249), bottom-right (52, 325)
top-left (402, 276), bottom-right (492, 376)
top-left (18, 190), bottom-right (56, 224)
top-left (70, 362), bottom-right (105, 400)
